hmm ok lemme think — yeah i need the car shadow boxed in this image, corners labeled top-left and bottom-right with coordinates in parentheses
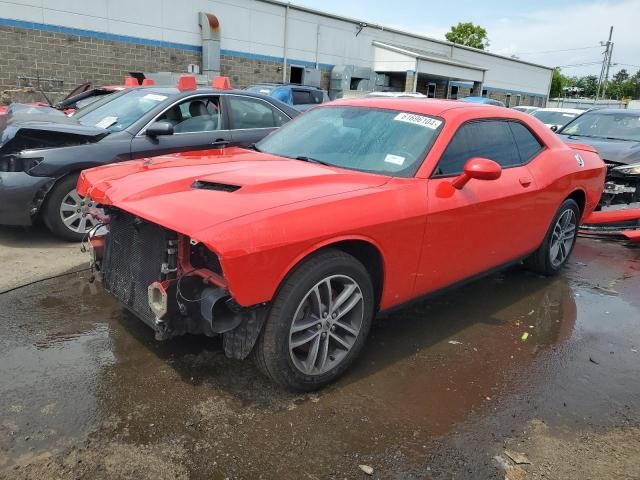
top-left (107, 264), bottom-right (577, 408)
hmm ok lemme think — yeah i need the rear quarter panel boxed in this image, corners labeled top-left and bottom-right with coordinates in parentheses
top-left (526, 143), bottom-right (605, 234)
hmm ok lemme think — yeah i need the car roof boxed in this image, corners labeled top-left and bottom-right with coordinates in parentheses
top-left (330, 97), bottom-right (503, 116)
top-left (126, 86), bottom-right (292, 97)
top-left (584, 108), bottom-right (639, 115)
top-left (534, 107), bottom-right (583, 114)
top-left (248, 83), bottom-right (322, 90)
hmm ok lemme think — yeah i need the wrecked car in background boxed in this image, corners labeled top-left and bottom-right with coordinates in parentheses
top-left (78, 98), bottom-right (605, 390)
top-left (557, 108), bottom-right (640, 241)
top-left (0, 77), bottom-right (298, 241)
top-left (0, 81), bottom-right (130, 118)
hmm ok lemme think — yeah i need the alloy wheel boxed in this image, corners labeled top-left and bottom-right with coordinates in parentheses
top-left (288, 275), bottom-right (364, 375)
top-left (59, 188), bottom-right (101, 235)
top-left (549, 208), bottom-right (577, 267)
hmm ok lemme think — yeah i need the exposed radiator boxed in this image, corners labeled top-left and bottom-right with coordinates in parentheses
top-left (102, 211), bottom-right (176, 328)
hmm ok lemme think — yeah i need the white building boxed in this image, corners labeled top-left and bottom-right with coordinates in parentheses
top-left (0, 0), bottom-right (553, 105)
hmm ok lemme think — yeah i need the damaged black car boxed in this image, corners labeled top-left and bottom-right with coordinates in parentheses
top-left (558, 108), bottom-right (640, 208)
top-left (0, 85), bottom-right (298, 241)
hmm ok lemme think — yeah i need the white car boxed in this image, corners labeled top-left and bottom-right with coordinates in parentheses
top-left (531, 108), bottom-right (583, 131)
top-left (512, 106), bottom-right (539, 114)
top-left (366, 91), bottom-right (427, 98)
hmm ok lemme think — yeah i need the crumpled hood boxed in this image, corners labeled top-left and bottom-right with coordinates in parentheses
top-left (559, 134), bottom-right (640, 166)
top-left (0, 112), bottom-right (108, 153)
top-left (78, 148), bottom-right (389, 237)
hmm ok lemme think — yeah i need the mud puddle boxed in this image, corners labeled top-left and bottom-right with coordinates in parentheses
top-left (0, 239), bottom-right (638, 479)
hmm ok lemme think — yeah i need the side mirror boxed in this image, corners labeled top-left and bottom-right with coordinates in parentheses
top-left (451, 157), bottom-right (502, 190)
top-left (145, 120), bottom-right (174, 137)
top-left (550, 125), bottom-right (558, 132)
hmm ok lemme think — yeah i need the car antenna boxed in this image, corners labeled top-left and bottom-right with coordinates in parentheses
top-left (34, 60), bottom-right (54, 107)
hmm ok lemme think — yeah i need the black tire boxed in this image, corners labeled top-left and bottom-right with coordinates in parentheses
top-left (254, 249), bottom-right (375, 391)
top-left (42, 174), bottom-right (92, 242)
top-left (525, 199), bottom-right (580, 275)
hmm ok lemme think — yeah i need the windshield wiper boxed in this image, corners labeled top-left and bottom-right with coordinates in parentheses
top-left (294, 156), bottom-right (332, 166)
top-left (247, 143), bottom-right (262, 152)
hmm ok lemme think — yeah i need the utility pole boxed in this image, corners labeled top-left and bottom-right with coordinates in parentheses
top-left (596, 26), bottom-right (614, 101)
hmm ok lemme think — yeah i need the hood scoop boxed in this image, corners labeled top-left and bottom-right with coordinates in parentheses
top-left (192, 180), bottom-right (241, 192)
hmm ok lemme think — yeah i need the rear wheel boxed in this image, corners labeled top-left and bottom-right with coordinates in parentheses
top-left (525, 199), bottom-right (580, 275)
top-left (254, 249), bottom-right (374, 391)
top-left (43, 174), bottom-right (101, 242)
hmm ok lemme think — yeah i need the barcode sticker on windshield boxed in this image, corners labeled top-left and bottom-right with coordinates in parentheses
top-left (384, 154), bottom-right (405, 166)
top-left (144, 94), bottom-right (168, 102)
top-left (394, 112), bottom-right (442, 129)
top-left (95, 116), bottom-right (117, 129)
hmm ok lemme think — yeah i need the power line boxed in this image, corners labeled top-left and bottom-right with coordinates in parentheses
top-left (515, 45), bottom-right (601, 55)
top-left (555, 61), bottom-right (603, 68)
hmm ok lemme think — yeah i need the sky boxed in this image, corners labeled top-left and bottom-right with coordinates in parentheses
top-left (293, 0), bottom-right (640, 78)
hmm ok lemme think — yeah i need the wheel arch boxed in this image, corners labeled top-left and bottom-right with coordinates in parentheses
top-left (566, 188), bottom-right (586, 217)
top-left (278, 236), bottom-right (386, 310)
top-left (39, 169), bottom-right (83, 214)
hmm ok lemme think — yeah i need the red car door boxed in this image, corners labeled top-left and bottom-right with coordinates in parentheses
top-left (414, 119), bottom-right (546, 295)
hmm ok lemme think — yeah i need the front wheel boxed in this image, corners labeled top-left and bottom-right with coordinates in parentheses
top-left (42, 174), bottom-right (101, 242)
top-left (254, 249), bottom-right (375, 391)
top-left (525, 198), bottom-right (580, 275)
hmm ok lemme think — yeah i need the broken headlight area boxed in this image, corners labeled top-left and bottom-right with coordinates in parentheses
top-left (599, 161), bottom-right (640, 208)
top-left (0, 155), bottom-right (43, 173)
top-left (90, 208), bottom-right (267, 358)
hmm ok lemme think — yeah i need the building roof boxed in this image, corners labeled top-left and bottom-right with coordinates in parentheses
top-left (258, 0), bottom-right (553, 71)
top-left (373, 41), bottom-right (487, 71)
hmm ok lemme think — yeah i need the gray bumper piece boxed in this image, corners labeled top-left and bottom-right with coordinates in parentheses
top-left (0, 172), bottom-right (55, 226)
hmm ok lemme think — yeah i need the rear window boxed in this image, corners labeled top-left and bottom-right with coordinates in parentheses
top-left (292, 90), bottom-right (313, 105)
top-left (508, 122), bottom-right (543, 162)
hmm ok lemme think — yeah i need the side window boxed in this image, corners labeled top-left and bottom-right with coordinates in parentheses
top-left (228, 96), bottom-right (280, 129)
top-left (508, 122), bottom-right (543, 162)
top-left (292, 89), bottom-right (313, 105)
top-left (434, 120), bottom-right (521, 176)
top-left (158, 96), bottom-right (221, 133)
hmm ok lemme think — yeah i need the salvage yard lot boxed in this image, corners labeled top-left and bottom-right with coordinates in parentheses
top-left (0, 228), bottom-right (638, 479)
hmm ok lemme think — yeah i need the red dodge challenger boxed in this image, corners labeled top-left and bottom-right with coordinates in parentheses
top-left (78, 98), bottom-right (606, 390)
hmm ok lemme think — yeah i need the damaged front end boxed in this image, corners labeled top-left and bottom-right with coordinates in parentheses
top-left (580, 160), bottom-right (640, 242)
top-left (88, 208), bottom-right (268, 359)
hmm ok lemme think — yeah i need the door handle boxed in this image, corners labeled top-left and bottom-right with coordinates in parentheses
top-left (519, 177), bottom-right (532, 187)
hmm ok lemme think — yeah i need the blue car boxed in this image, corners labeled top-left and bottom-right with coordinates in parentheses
top-left (460, 96), bottom-right (506, 107)
top-left (246, 83), bottom-right (329, 112)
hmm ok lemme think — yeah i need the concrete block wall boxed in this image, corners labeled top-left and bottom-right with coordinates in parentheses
top-left (220, 55), bottom-right (331, 90)
top-left (0, 25), bottom-right (199, 101)
top-left (0, 24), bottom-right (332, 102)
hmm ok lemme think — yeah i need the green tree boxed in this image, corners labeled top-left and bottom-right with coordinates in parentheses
top-left (445, 22), bottom-right (489, 50)
top-left (579, 75), bottom-right (599, 97)
top-left (605, 68), bottom-right (637, 99)
top-left (549, 68), bottom-right (565, 98)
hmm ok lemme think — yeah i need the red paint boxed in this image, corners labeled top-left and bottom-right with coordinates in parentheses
top-left (451, 157), bottom-right (502, 189)
top-left (124, 76), bottom-right (139, 87)
top-left (582, 208), bottom-right (640, 242)
top-left (177, 75), bottom-right (197, 91)
top-left (204, 13), bottom-right (220, 30)
top-left (584, 208), bottom-right (640, 224)
top-left (78, 99), bottom-right (606, 310)
top-left (622, 230), bottom-right (640, 242)
top-left (212, 76), bottom-right (232, 90)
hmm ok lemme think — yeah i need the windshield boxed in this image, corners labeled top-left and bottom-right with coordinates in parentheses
top-left (256, 106), bottom-right (444, 177)
top-left (532, 110), bottom-right (579, 126)
top-left (73, 89), bottom-right (170, 131)
top-left (560, 111), bottom-right (640, 141)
